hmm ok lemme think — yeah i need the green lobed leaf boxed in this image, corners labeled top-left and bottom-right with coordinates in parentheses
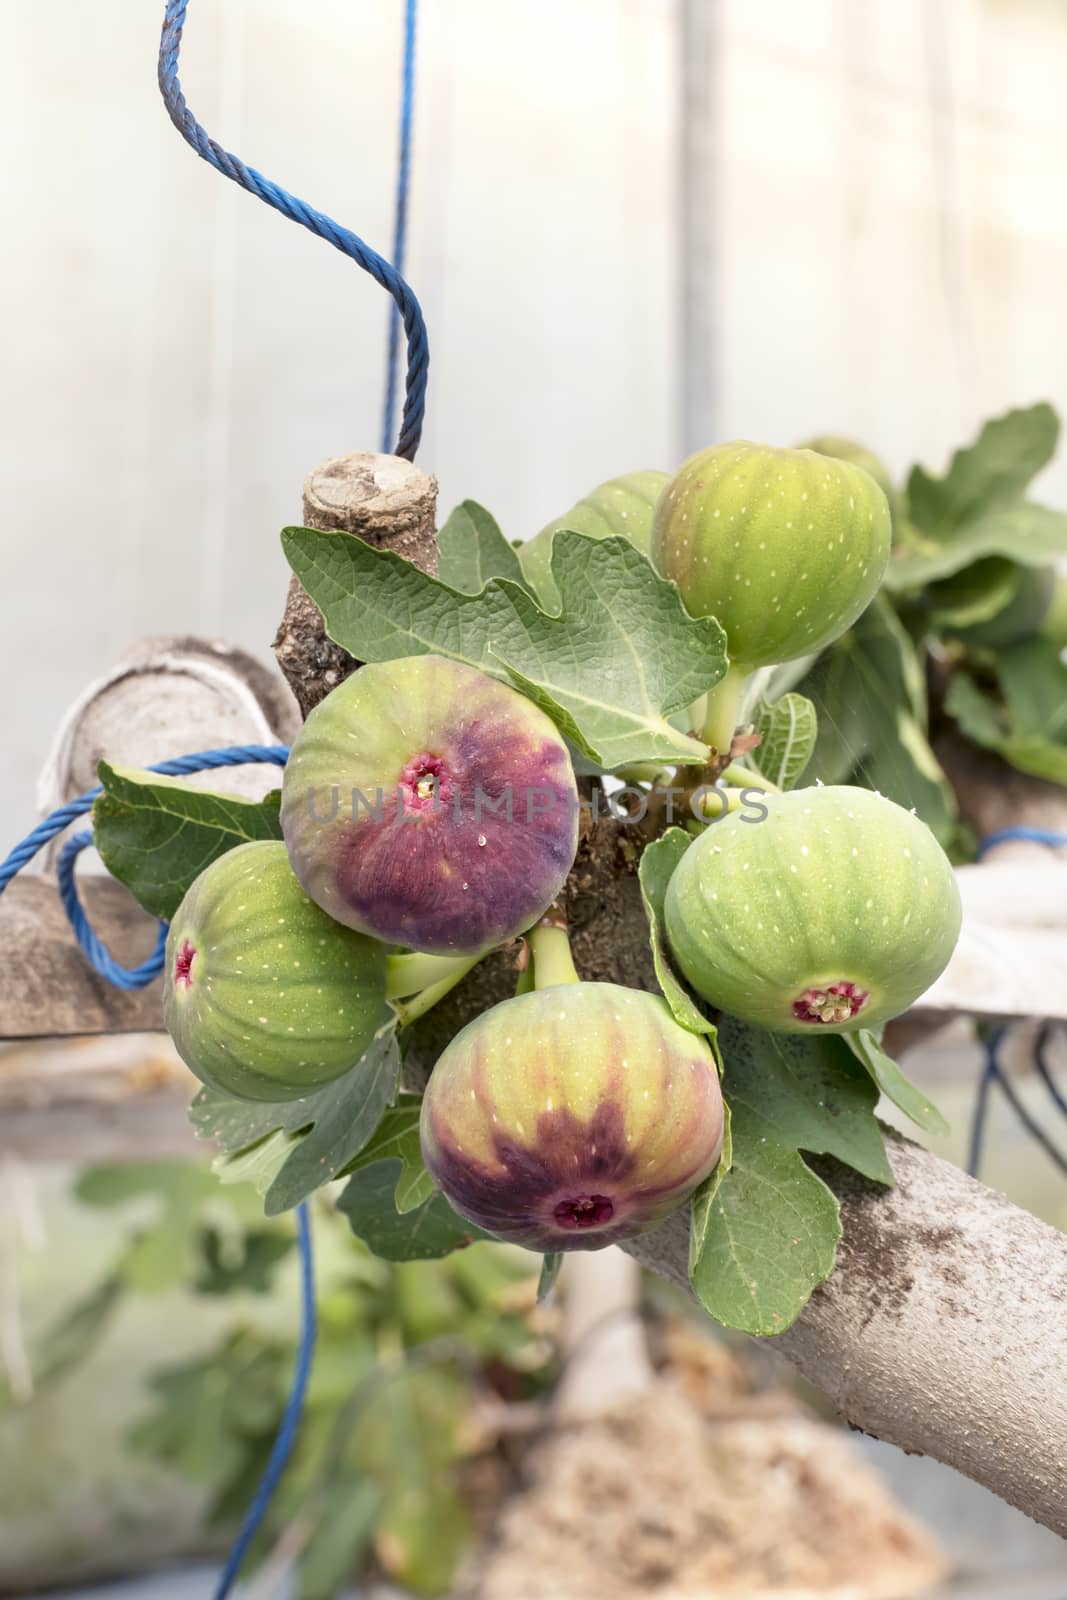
top-left (341, 1095), bottom-right (437, 1214)
top-left (905, 402), bottom-right (1059, 536)
top-left (296, 1478), bottom-right (383, 1600)
top-left (688, 1017), bottom-right (892, 1335)
top-left (77, 1162), bottom-right (221, 1292)
top-left (748, 694), bottom-right (817, 791)
top-left (437, 500), bottom-right (531, 595)
top-left (887, 502), bottom-right (1067, 590)
top-left (921, 555), bottom-right (1021, 632)
top-left (688, 1098), bottom-right (733, 1274)
top-left (946, 638), bottom-right (1067, 785)
top-left (281, 525), bottom-right (725, 769)
top-left (93, 762), bottom-right (283, 920)
top-left (689, 1116), bottom-right (840, 1337)
top-left (637, 828), bottom-right (716, 1036)
top-left (191, 1011), bottom-right (401, 1216)
top-left (196, 1228), bottom-right (295, 1296)
top-left (847, 1029), bottom-right (949, 1136)
top-left (800, 598), bottom-right (957, 843)
top-left (537, 1253), bottom-right (564, 1303)
top-left (337, 1160), bottom-right (494, 1261)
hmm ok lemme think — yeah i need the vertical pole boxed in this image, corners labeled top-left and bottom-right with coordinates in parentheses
top-left (680, 0), bottom-right (719, 456)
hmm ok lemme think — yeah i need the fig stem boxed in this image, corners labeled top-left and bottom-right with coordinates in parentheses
top-left (721, 761), bottom-right (778, 793)
top-left (529, 921), bottom-right (581, 989)
top-left (392, 953), bottom-right (484, 1028)
top-left (701, 662), bottom-right (749, 757)
top-left (689, 786), bottom-right (749, 826)
top-left (385, 951), bottom-right (475, 1000)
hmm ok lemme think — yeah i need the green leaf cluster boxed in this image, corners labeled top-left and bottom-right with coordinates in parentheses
top-left (792, 402), bottom-right (1067, 846)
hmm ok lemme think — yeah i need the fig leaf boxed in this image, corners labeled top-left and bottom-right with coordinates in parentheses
top-left (907, 401), bottom-right (1059, 537)
top-left (847, 1030), bottom-right (949, 1137)
top-left (688, 1017), bottom-right (892, 1336)
top-left (190, 1010), bottom-right (400, 1216)
top-left (748, 693), bottom-right (817, 791)
top-left (340, 1095), bottom-right (437, 1214)
top-left (637, 828), bottom-right (717, 1037)
top-left (281, 525), bottom-right (726, 770)
top-left (94, 762), bottom-right (283, 921)
top-left (338, 1160), bottom-right (493, 1261)
top-left (437, 500), bottom-right (531, 595)
top-left (946, 638), bottom-right (1067, 786)
top-left (537, 1253), bottom-right (564, 1303)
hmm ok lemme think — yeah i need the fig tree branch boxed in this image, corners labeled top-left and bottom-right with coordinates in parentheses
top-left (259, 451), bottom-right (1058, 1537)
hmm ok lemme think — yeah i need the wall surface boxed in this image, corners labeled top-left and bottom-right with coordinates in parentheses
top-left (4, 0), bottom-right (1067, 851)
top-left (696, 0), bottom-right (1067, 495)
top-left (0, 0), bottom-right (678, 845)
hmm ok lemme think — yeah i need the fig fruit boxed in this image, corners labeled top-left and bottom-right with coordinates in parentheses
top-left (420, 983), bottom-right (724, 1250)
top-left (520, 469), bottom-right (670, 607)
top-left (281, 655), bottom-right (579, 955)
top-left (163, 841), bottom-right (388, 1101)
top-left (664, 786), bottom-right (960, 1034)
top-left (650, 442), bottom-right (891, 668)
top-left (797, 434), bottom-right (895, 506)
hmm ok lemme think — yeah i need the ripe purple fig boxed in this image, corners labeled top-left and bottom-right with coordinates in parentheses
top-left (281, 655), bottom-right (579, 956)
top-left (420, 984), bottom-right (724, 1251)
top-left (651, 441), bottom-right (891, 668)
top-left (664, 786), bottom-right (961, 1034)
top-left (163, 841), bottom-right (388, 1101)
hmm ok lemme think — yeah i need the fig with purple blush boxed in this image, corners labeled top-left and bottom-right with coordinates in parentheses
top-left (163, 841), bottom-right (388, 1102)
top-left (420, 932), bottom-right (724, 1251)
top-left (664, 785), bottom-right (961, 1035)
top-left (280, 655), bottom-right (579, 956)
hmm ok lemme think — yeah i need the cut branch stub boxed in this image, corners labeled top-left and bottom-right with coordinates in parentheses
top-left (273, 451), bottom-right (439, 715)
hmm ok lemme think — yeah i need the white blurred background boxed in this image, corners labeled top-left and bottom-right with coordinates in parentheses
top-left (3, 0), bottom-right (1067, 843)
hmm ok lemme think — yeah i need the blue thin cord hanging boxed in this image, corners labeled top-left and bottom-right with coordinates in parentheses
top-left (0, 742), bottom-right (312, 1600)
top-left (382, 0), bottom-right (419, 454)
top-left (975, 825), bottom-right (1067, 859)
top-left (157, 0), bottom-right (429, 461)
top-left (967, 828), bottom-right (1067, 1180)
top-left (214, 1203), bottom-right (317, 1600)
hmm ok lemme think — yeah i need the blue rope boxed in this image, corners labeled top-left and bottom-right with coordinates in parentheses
top-left (0, 741), bottom-right (310, 1597)
top-left (1034, 1023), bottom-right (1067, 1122)
top-left (382, 0), bottom-right (420, 454)
top-left (0, 746), bottom-right (289, 990)
top-left (966, 1027), bottom-right (1003, 1178)
top-left (967, 829), bottom-right (1067, 1179)
top-left (214, 1202), bottom-right (316, 1600)
top-left (975, 825), bottom-right (1067, 859)
top-left (157, 0), bottom-right (429, 462)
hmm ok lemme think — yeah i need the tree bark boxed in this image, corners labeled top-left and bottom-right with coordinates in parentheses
top-left (273, 451), bottom-right (438, 716)
top-left (624, 1126), bottom-right (1067, 1539)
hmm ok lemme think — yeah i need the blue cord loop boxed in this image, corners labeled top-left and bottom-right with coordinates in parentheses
top-left (975, 825), bottom-right (1067, 859)
top-left (214, 1202), bottom-right (317, 1600)
top-left (382, 0), bottom-right (420, 455)
top-left (0, 741), bottom-right (307, 1599)
top-left (157, 0), bottom-right (429, 462)
top-left (967, 826), bottom-right (1067, 1179)
top-left (0, 744), bottom-right (290, 989)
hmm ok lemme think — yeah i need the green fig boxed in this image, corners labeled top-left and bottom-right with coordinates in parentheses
top-left (164, 841), bottom-right (387, 1101)
top-left (520, 469), bottom-right (670, 607)
top-left (665, 786), bottom-right (960, 1034)
top-left (797, 434), bottom-right (895, 505)
top-left (651, 442), bottom-right (891, 669)
top-left (420, 983), bottom-right (724, 1251)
